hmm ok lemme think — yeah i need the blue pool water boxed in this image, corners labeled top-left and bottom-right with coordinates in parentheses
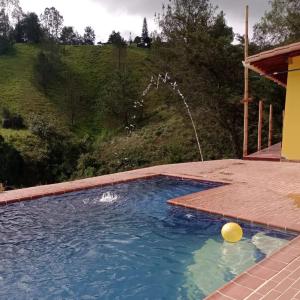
top-left (0, 176), bottom-right (296, 299)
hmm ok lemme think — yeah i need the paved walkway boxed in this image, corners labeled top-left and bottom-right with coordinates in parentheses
top-left (1, 159), bottom-right (300, 299)
top-left (244, 143), bottom-right (282, 162)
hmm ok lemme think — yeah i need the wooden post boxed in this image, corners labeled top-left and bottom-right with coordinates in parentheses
top-left (258, 100), bottom-right (263, 151)
top-left (268, 104), bottom-right (273, 148)
top-left (243, 5), bottom-right (249, 157)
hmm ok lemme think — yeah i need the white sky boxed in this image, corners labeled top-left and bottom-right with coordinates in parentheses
top-left (19, 0), bottom-right (270, 43)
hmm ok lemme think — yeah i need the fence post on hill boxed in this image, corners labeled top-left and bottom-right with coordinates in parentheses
top-left (258, 100), bottom-right (263, 151)
top-left (268, 104), bottom-right (273, 148)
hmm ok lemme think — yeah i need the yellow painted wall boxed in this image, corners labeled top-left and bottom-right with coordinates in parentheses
top-left (282, 55), bottom-right (300, 161)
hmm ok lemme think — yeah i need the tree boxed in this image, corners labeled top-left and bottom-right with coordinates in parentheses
top-left (133, 36), bottom-right (141, 44)
top-left (142, 17), bottom-right (149, 42)
top-left (254, 0), bottom-right (300, 48)
top-left (26, 114), bottom-right (82, 184)
top-left (34, 49), bottom-right (62, 93)
top-left (60, 26), bottom-right (83, 45)
top-left (64, 71), bottom-right (84, 126)
top-left (14, 18), bottom-right (24, 42)
top-left (108, 30), bottom-right (126, 46)
top-left (0, 135), bottom-right (24, 187)
top-left (0, 8), bottom-right (13, 54)
top-left (60, 26), bottom-right (75, 44)
top-left (1, 107), bottom-right (25, 129)
top-left (100, 70), bottom-right (142, 128)
top-left (73, 32), bottom-right (84, 45)
top-left (141, 18), bottom-right (152, 48)
top-left (0, 8), bottom-right (9, 35)
top-left (40, 7), bottom-right (63, 40)
top-left (83, 26), bottom-right (95, 45)
top-left (16, 12), bottom-right (43, 43)
top-left (154, 0), bottom-right (245, 158)
top-left (0, 0), bottom-right (23, 25)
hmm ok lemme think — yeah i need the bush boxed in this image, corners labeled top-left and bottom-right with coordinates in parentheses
top-left (0, 135), bottom-right (24, 187)
top-left (0, 31), bottom-right (14, 55)
top-left (27, 113), bottom-right (58, 139)
top-left (1, 108), bottom-right (25, 129)
top-left (72, 153), bottom-right (101, 179)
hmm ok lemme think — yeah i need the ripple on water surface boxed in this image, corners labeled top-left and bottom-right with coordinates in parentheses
top-left (0, 176), bottom-right (296, 299)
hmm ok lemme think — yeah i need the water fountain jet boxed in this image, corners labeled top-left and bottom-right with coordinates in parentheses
top-left (142, 73), bottom-right (204, 162)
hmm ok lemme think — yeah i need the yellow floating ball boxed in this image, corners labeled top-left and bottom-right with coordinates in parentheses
top-left (221, 222), bottom-right (243, 243)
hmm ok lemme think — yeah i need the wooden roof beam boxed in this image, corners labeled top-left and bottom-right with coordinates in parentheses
top-left (243, 61), bottom-right (287, 88)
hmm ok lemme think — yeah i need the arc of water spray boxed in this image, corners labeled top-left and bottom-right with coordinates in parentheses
top-left (177, 88), bottom-right (204, 162)
top-left (142, 73), bottom-right (204, 162)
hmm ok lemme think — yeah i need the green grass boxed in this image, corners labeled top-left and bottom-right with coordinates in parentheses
top-left (0, 128), bottom-right (30, 139)
top-left (0, 43), bottom-right (238, 186)
top-left (0, 45), bottom-right (67, 130)
top-left (0, 44), bottom-right (200, 166)
top-left (0, 44), bottom-right (151, 138)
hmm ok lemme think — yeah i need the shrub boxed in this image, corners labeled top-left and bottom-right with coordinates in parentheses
top-left (0, 135), bottom-right (24, 187)
top-left (27, 113), bottom-right (57, 139)
top-left (1, 108), bottom-right (25, 129)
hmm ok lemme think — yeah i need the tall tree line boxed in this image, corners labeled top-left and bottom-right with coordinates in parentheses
top-left (152, 0), bottom-right (300, 157)
top-left (0, 0), bottom-right (96, 50)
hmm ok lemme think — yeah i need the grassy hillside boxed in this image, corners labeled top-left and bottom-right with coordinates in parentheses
top-left (0, 43), bottom-right (240, 188)
top-left (0, 45), bottom-right (67, 129)
top-left (0, 43), bottom-right (237, 160)
top-left (0, 44), bottom-right (151, 135)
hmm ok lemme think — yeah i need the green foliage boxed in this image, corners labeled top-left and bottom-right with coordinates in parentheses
top-left (40, 7), bottom-right (64, 41)
top-left (89, 115), bottom-right (203, 174)
top-left (0, 44), bottom-right (150, 137)
top-left (1, 107), bottom-right (25, 129)
top-left (72, 153), bottom-right (101, 179)
top-left (14, 12), bottom-right (44, 43)
top-left (0, 43), bottom-right (152, 187)
top-left (0, 44), bottom-right (68, 133)
top-left (142, 17), bottom-right (149, 42)
top-left (133, 36), bottom-right (141, 44)
top-left (0, 0), bottom-right (290, 190)
top-left (60, 26), bottom-right (83, 45)
top-left (34, 48), bottom-right (62, 92)
top-left (60, 26), bottom-right (75, 44)
top-left (155, 0), bottom-right (244, 157)
top-left (0, 0), bottom-right (23, 25)
top-left (8, 114), bottom-right (89, 185)
top-left (0, 135), bottom-right (23, 187)
top-left (108, 31), bottom-right (126, 46)
top-left (254, 0), bottom-right (300, 47)
top-left (99, 69), bottom-right (143, 129)
top-left (0, 34), bottom-right (13, 54)
top-left (27, 113), bottom-right (58, 139)
top-left (0, 8), bottom-right (14, 54)
top-left (83, 26), bottom-right (95, 45)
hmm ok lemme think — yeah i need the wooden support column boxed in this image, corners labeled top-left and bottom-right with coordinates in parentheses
top-left (243, 5), bottom-right (249, 157)
top-left (258, 100), bottom-right (263, 151)
top-left (268, 104), bottom-right (273, 148)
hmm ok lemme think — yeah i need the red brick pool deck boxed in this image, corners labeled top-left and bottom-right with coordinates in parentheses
top-left (1, 159), bottom-right (300, 299)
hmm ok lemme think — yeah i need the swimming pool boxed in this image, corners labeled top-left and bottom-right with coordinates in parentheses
top-left (0, 176), bottom-right (296, 299)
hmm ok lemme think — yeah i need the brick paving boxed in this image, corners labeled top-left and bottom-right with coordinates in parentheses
top-left (0, 159), bottom-right (299, 299)
top-left (244, 143), bottom-right (282, 162)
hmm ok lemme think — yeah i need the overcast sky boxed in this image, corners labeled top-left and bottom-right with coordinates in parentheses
top-left (19, 0), bottom-right (270, 42)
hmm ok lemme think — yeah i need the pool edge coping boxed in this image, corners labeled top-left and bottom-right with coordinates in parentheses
top-left (204, 235), bottom-right (300, 300)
